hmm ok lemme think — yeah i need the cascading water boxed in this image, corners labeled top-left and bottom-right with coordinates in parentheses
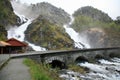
top-left (60, 58), bottom-right (120, 80)
top-left (63, 16), bottom-right (90, 48)
top-left (7, 11), bottom-right (31, 41)
top-left (7, 0), bottom-right (46, 51)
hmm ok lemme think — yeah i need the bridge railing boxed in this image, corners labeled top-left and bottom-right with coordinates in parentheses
top-left (9, 47), bottom-right (120, 58)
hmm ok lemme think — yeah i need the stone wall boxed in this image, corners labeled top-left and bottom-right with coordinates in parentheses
top-left (0, 54), bottom-right (10, 69)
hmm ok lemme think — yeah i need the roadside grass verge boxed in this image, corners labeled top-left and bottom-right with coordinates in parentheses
top-left (68, 64), bottom-right (89, 74)
top-left (23, 58), bottom-right (62, 80)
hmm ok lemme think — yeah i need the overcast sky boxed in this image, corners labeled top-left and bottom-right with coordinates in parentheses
top-left (19, 0), bottom-right (120, 20)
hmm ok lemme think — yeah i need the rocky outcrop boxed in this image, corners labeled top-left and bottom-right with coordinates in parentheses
top-left (12, 1), bottom-right (71, 25)
top-left (73, 6), bottom-right (112, 23)
top-left (25, 15), bottom-right (74, 50)
top-left (0, 0), bottom-right (18, 40)
top-left (79, 28), bottom-right (108, 48)
top-left (29, 2), bottom-right (70, 26)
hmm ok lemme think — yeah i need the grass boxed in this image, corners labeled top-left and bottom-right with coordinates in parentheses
top-left (68, 64), bottom-right (89, 74)
top-left (23, 58), bottom-right (62, 80)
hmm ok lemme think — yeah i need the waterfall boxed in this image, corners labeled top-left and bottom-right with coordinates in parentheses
top-left (7, 11), bottom-right (32, 41)
top-left (7, 0), bottom-right (46, 51)
top-left (63, 16), bottom-right (90, 48)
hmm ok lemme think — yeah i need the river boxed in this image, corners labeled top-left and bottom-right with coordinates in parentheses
top-left (59, 57), bottom-right (120, 80)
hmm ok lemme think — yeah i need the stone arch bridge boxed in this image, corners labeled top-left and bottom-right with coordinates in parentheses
top-left (11, 47), bottom-right (120, 69)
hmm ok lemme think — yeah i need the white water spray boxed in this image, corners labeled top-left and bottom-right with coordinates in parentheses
top-left (60, 58), bottom-right (120, 80)
top-left (7, 0), bottom-right (46, 51)
top-left (77, 58), bottom-right (120, 80)
top-left (63, 16), bottom-right (90, 48)
top-left (7, 12), bottom-right (32, 41)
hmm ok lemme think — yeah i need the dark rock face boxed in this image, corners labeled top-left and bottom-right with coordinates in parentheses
top-left (104, 28), bottom-right (120, 47)
top-left (25, 16), bottom-right (74, 50)
top-left (80, 28), bottom-right (108, 48)
top-left (79, 28), bottom-right (120, 48)
top-left (0, 0), bottom-right (18, 40)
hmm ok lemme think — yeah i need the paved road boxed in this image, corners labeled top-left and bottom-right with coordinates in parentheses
top-left (0, 58), bottom-right (31, 80)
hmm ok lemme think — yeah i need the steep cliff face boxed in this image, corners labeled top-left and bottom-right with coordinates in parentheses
top-left (72, 6), bottom-right (120, 48)
top-left (0, 0), bottom-right (18, 40)
top-left (25, 15), bottom-right (74, 50)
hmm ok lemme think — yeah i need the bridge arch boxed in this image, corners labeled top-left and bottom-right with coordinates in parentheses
top-left (45, 56), bottom-right (67, 69)
top-left (45, 56), bottom-right (64, 63)
top-left (48, 60), bottom-right (66, 69)
top-left (95, 54), bottom-right (104, 59)
top-left (75, 56), bottom-right (88, 63)
top-left (109, 52), bottom-right (120, 58)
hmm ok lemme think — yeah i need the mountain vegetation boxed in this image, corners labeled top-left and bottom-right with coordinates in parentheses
top-left (71, 6), bottom-right (120, 48)
top-left (72, 6), bottom-right (113, 32)
top-left (25, 15), bottom-right (74, 50)
top-left (0, 25), bottom-right (7, 40)
top-left (0, 0), bottom-right (18, 40)
top-left (73, 6), bottom-right (112, 23)
top-left (24, 2), bottom-right (74, 50)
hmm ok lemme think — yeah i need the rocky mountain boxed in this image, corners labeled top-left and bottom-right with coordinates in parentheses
top-left (73, 6), bottom-right (112, 23)
top-left (24, 2), bottom-right (74, 50)
top-left (12, 1), bottom-right (71, 25)
top-left (29, 2), bottom-right (70, 26)
top-left (25, 15), bottom-right (74, 50)
top-left (0, 0), bottom-right (18, 40)
top-left (71, 6), bottom-right (120, 48)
